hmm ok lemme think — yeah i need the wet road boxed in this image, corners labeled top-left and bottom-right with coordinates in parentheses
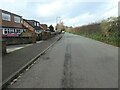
top-left (8, 32), bottom-right (118, 88)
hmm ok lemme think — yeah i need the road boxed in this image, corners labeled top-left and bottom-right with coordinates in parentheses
top-left (2, 34), bottom-right (62, 82)
top-left (8, 32), bottom-right (118, 88)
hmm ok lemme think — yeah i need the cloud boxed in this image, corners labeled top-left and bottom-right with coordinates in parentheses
top-left (1, 0), bottom-right (15, 3)
top-left (36, 1), bottom-right (63, 17)
top-left (63, 12), bottom-right (95, 26)
top-left (0, 0), bottom-right (119, 27)
top-left (102, 0), bottom-right (118, 18)
top-left (103, 6), bottom-right (118, 18)
top-left (35, 0), bottom-right (77, 18)
top-left (0, 0), bottom-right (27, 14)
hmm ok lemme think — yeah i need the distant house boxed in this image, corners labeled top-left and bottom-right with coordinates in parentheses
top-left (41, 24), bottom-right (48, 30)
top-left (0, 9), bottom-right (27, 37)
top-left (22, 19), bottom-right (36, 43)
top-left (26, 20), bottom-right (43, 41)
top-left (26, 20), bottom-right (43, 33)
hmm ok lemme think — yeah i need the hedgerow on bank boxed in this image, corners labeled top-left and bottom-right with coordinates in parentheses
top-left (66, 16), bottom-right (120, 47)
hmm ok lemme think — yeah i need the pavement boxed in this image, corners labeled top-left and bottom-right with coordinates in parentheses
top-left (6, 41), bottom-right (43, 53)
top-left (2, 34), bottom-right (63, 82)
top-left (8, 32), bottom-right (118, 88)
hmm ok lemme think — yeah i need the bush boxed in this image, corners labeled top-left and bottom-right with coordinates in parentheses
top-left (68, 16), bottom-right (119, 47)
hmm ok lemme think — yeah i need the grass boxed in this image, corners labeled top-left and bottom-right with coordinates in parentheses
top-left (68, 31), bottom-right (119, 47)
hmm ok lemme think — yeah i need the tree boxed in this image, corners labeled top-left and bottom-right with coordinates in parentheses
top-left (49, 25), bottom-right (55, 32)
top-left (100, 17), bottom-right (118, 36)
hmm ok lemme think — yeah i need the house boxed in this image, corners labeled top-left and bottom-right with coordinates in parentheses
top-left (0, 9), bottom-right (37, 45)
top-left (26, 20), bottom-right (43, 41)
top-left (40, 24), bottom-right (48, 30)
top-left (0, 9), bottom-right (27, 37)
top-left (22, 19), bottom-right (36, 43)
top-left (40, 24), bottom-right (52, 40)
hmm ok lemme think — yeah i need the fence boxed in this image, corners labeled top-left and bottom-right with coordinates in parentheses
top-left (2, 36), bottom-right (33, 45)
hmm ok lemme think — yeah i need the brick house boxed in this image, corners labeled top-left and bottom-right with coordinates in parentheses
top-left (0, 9), bottom-right (37, 44)
top-left (22, 19), bottom-right (36, 43)
top-left (0, 9), bottom-right (27, 37)
top-left (26, 20), bottom-right (43, 41)
top-left (40, 24), bottom-right (48, 30)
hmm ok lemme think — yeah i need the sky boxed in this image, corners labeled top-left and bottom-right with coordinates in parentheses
top-left (0, 0), bottom-right (119, 27)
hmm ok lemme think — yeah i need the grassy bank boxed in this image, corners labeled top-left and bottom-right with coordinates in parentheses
top-left (70, 31), bottom-right (119, 47)
top-left (66, 17), bottom-right (119, 47)
top-left (71, 32), bottom-right (120, 47)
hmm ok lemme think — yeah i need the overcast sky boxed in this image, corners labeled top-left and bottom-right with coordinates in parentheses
top-left (0, 0), bottom-right (119, 27)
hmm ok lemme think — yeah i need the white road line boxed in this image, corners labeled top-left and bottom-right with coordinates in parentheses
top-left (25, 44), bottom-right (33, 47)
top-left (6, 41), bottom-right (44, 53)
top-left (36, 41), bottom-right (43, 43)
top-left (7, 47), bottom-right (24, 53)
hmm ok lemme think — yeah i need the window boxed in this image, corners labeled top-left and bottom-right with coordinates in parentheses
top-left (17, 29), bottom-right (20, 33)
top-left (9, 28), bottom-right (14, 33)
top-left (14, 29), bottom-right (16, 33)
top-left (37, 23), bottom-right (39, 26)
top-left (14, 16), bottom-right (21, 23)
top-left (34, 22), bottom-right (37, 26)
top-left (8, 29), bottom-right (9, 33)
top-left (16, 29), bottom-right (23, 34)
top-left (4, 29), bottom-right (8, 34)
top-left (21, 19), bottom-right (23, 24)
top-left (23, 29), bottom-right (26, 32)
top-left (3, 28), bottom-right (9, 34)
top-left (20, 29), bottom-right (23, 33)
top-left (2, 13), bottom-right (11, 21)
top-left (5, 30), bottom-right (8, 34)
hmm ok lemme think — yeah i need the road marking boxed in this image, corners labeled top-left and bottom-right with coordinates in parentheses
top-left (36, 41), bottom-right (43, 43)
top-left (7, 47), bottom-right (24, 53)
top-left (7, 43), bottom-right (33, 53)
top-left (25, 44), bottom-right (33, 47)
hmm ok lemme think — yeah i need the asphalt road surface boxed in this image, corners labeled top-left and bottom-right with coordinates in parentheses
top-left (8, 32), bottom-right (118, 88)
top-left (2, 34), bottom-right (62, 82)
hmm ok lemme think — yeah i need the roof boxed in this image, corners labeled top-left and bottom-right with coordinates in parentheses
top-left (23, 19), bottom-right (37, 29)
top-left (24, 19), bottom-right (43, 30)
top-left (1, 9), bottom-right (22, 17)
top-left (40, 25), bottom-right (44, 30)
top-left (26, 20), bottom-right (40, 23)
top-left (23, 19), bottom-right (34, 27)
top-left (22, 24), bottom-right (28, 29)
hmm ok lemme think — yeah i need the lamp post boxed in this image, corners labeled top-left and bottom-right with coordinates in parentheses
top-left (56, 17), bottom-right (61, 31)
top-left (56, 17), bottom-right (60, 24)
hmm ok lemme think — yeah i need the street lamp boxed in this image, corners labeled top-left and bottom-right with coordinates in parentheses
top-left (56, 17), bottom-right (60, 24)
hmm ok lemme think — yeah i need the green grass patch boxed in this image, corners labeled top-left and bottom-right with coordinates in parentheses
top-left (69, 31), bottom-right (119, 47)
